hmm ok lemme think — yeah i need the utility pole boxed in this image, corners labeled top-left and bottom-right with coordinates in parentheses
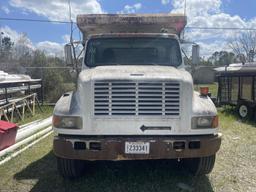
top-left (184, 0), bottom-right (187, 16)
top-left (0, 32), bottom-right (4, 52)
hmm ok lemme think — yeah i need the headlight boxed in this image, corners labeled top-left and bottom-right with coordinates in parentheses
top-left (52, 115), bottom-right (82, 129)
top-left (191, 116), bottom-right (218, 129)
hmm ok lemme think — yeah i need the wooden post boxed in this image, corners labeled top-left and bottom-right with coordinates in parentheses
top-left (32, 94), bottom-right (36, 115)
top-left (14, 105), bottom-right (23, 120)
top-left (22, 100), bottom-right (25, 121)
top-left (0, 109), bottom-right (3, 120)
top-left (3, 112), bottom-right (9, 122)
top-left (11, 103), bottom-right (15, 122)
top-left (25, 99), bottom-right (33, 115)
top-left (4, 87), bottom-right (8, 104)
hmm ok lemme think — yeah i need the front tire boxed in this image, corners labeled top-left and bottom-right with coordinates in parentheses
top-left (184, 155), bottom-right (216, 175)
top-left (57, 157), bottom-right (85, 178)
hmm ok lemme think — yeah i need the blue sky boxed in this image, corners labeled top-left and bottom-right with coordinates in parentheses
top-left (0, 0), bottom-right (173, 43)
top-left (0, 0), bottom-right (256, 56)
top-left (222, 0), bottom-right (256, 20)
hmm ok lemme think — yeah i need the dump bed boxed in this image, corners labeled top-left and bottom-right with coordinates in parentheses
top-left (77, 14), bottom-right (187, 40)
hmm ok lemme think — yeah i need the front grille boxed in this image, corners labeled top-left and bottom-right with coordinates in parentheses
top-left (94, 80), bottom-right (180, 116)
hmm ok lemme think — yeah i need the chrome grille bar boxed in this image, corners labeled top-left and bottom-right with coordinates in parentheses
top-left (94, 80), bottom-right (180, 116)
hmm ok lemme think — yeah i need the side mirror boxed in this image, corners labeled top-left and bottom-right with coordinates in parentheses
top-left (192, 44), bottom-right (200, 65)
top-left (64, 44), bottom-right (73, 66)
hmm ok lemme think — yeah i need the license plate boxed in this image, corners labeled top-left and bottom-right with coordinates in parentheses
top-left (125, 142), bottom-right (150, 154)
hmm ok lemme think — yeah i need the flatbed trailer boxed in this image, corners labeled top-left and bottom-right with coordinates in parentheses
top-left (216, 62), bottom-right (256, 119)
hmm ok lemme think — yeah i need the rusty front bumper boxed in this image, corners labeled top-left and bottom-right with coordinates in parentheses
top-left (53, 134), bottom-right (222, 161)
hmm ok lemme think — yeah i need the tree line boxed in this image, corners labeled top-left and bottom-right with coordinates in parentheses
top-left (184, 31), bottom-right (256, 67)
top-left (0, 34), bottom-right (75, 103)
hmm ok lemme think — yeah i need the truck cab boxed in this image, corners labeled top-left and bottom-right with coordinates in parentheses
top-left (52, 14), bottom-right (221, 178)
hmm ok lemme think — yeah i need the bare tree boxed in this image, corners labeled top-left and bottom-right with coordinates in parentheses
top-left (15, 33), bottom-right (33, 58)
top-left (228, 31), bottom-right (256, 62)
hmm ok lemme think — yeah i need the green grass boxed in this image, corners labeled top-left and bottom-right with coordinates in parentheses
top-left (0, 107), bottom-right (255, 192)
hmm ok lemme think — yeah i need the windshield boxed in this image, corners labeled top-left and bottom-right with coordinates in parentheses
top-left (85, 37), bottom-right (182, 67)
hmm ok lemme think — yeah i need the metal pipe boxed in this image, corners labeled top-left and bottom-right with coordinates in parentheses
top-left (0, 130), bottom-right (53, 166)
top-left (15, 116), bottom-right (52, 142)
top-left (19, 119), bottom-right (43, 129)
top-left (0, 84), bottom-right (41, 95)
top-left (18, 117), bottom-right (50, 132)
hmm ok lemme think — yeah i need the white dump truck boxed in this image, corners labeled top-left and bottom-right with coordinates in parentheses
top-left (52, 14), bottom-right (221, 178)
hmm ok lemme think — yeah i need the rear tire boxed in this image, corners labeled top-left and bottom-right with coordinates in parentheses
top-left (184, 155), bottom-right (216, 175)
top-left (237, 103), bottom-right (253, 120)
top-left (57, 157), bottom-right (85, 178)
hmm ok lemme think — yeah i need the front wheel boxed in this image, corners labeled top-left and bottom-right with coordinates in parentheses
top-left (57, 157), bottom-right (85, 178)
top-left (184, 155), bottom-right (216, 175)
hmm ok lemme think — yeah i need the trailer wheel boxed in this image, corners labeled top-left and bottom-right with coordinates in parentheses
top-left (237, 103), bottom-right (253, 119)
top-left (57, 157), bottom-right (85, 178)
top-left (184, 155), bottom-right (216, 175)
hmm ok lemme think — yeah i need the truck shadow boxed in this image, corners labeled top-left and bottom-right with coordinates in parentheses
top-left (14, 151), bottom-right (214, 192)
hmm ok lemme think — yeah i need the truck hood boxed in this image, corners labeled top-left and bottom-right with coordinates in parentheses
top-left (79, 65), bottom-right (192, 82)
